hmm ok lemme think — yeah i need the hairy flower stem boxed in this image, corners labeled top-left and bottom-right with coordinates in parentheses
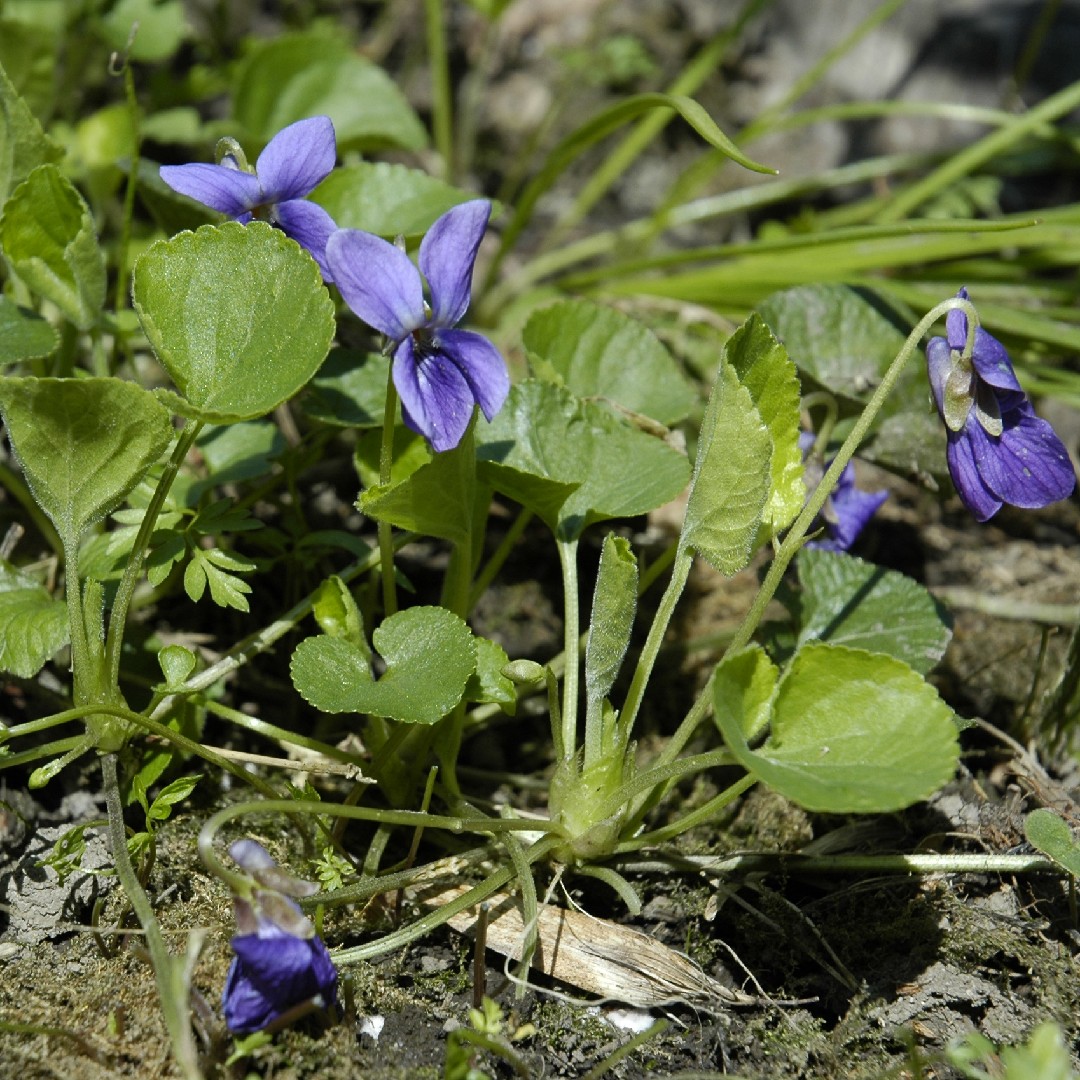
top-left (102, 753), bottom-right (202, 1080)
top-left (378, 370), bottom-right (400, 617)
top-left (468, 507), bottom-right (533, 609)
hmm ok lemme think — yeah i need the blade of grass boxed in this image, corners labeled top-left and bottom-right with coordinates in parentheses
top-left (543, 0), bottom-right (776, 248)
top-left (874, 77), bottom-right (1080, 222)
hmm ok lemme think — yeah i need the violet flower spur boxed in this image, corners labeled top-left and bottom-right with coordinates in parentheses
top-left (325, 199), bottom-right (510, 452)
top-left (159, 116), bottom-right (339, 281)
top-left (799, 433), bottom-right (888, 552)
top-left (926, 289), bottom-right (1075, 522)
top-left (220, 839), bottom-right (338, 1035)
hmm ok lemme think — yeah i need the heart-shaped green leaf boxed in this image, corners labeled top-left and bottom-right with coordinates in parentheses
top-left (0, 164), bottom-right (106, 330)
top-left (303, 349), bottom-right (388, 428)
top-left (477, 379), bottom-right (688, 541)
top-left (233, 32), bottom-right (427, 152)
top-left (756, 284), bottom-right (915, 414)
top-left (313, 163), bottom-right (478, 237)
top-left (0, 376), bottom-right (173, 549)
top-left (101, 0), bottom-right (188, 63)
top-left (0, 559), bottom-right (69, 677)
top-left (291, 606), bottom-right (476, 724)
top-left (797, 549), bottom-right (952, 675)
top-left (522, 299), bottom-right (693, 426)
top-left (132, 221), bottom-right (335, 422)
top-left (360, 426), bottom-right (475, 546)
top-left (680, 361), bottom-right (772, 574)
top-left (715, 642), bottom-right (959, 813)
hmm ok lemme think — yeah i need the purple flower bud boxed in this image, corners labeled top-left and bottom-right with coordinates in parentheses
top-left (160, 117), bottom-right (339, 282)
top-left (926, 288), bottom-right (1075, 521)
top-left (220, 840), bottom-right (338, 1034)
top-left (326, 200), bottom-right (510, 452)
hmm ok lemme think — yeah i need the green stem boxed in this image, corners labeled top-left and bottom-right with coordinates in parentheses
top-left (102, 753), bottom-right (201, 1080)
top-left (616, 548), bottom-right (693, 745)
top-left (105, 422), bottom-right (203, 687)
top-left (619, 772), bottom-right (756, 851)
top-left (62, 539), bottom-right (93, 699)
top-left (727, 296), bottom-right (976, 657)
top-left (468, 507), bottom-right (533, 609)
top-left (0, 735), bottom-right (86, 772)
top-left (378, 372), bottom-right (399, 618)
top-left (203, 700), bottom-right (369, 768)
top-left (423, 0), bottom-right (453, 181)
top-left (556, 537), bottom-right (580, 763)
top-left (637, 537), bottom-right (677, 596)
top-left (0, 710), bottom-right (83, 742)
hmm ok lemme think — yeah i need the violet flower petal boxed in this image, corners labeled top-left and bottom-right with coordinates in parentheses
top-left (274, 199), bottom-right (339, 281)
top-left (255, 116), bottom-right (337, 203)
top-left (822, 482), bottom-right (890, 552)
top-left (159, 163), bottom-right (263, 216)
top-left (945, 428), bottom-right (1002, 522)
top-left (326, 228), bottom-right (425, 341)
top-left (223, 930), bottom-right (338, 1033)
top-left (438, 328), bottom-right (510, 421)
top-left (967, 405), bottom-right (1075, 511)
top-left (419, 200), bottom-right (490, 327)
top-left (392, 335), bottom-right (477, 452)
top-left (925, 336), bottom-right (952, 413)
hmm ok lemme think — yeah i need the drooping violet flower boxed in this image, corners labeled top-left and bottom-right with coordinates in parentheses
top-left (221, 839), bottom-right (338, 1034)
top-left (799, 433), bottom-right (888, 552)
top-left (325, 200), bottom-right (510, 452)
top-left (926, 288), bottom-right (1075, 522)
top-left (160, 117), bottom-right (339, 281)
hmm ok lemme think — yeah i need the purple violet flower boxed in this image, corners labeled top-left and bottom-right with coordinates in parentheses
top-left (799, 433), bottom-right (888, 552)
top-left (926, 288), bottom-right (1075, 522)
top-left (325, 200), bottom-right (510, 452)
top-left (221, 839), bottom-right (338, 1035)
top-left (159, 116), bottom-right (339, 281)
